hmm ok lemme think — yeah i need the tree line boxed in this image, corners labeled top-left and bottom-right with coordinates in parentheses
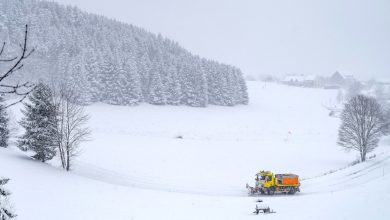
top-left (0, 0), bottom-right (248, 107)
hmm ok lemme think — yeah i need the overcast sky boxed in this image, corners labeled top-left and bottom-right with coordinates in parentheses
top-left (55, 0), bottom-right (390, 80)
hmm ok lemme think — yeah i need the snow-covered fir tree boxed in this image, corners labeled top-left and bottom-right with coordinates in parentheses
top-left (148, 64), bottom-right (167, 105)
top-left (0, 0), bottom-right (249, 107)
top-left (0, 97), bottom-right (9, 148)
top-left (0, 178), bottom-right (16, 220)
top-left (18, 82), bottom-right (57, 162)
top-left (165, 59), bottom-right (182, 105)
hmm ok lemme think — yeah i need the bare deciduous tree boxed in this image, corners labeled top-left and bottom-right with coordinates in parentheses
top-left (0, 25), bottom-right (35, 109)
top-left (52, 83), bottom-right (90, 171)
top-left (338, 95), bottom-right (385, 162)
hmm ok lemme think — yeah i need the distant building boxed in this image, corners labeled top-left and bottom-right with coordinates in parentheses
top-left (324, 72), bottom-right (358, 89)
top-left (282, 74), bottom-right (319, 87)
top-left (327, 71), bottom-right (345, 86)
top-left (281, 72), bottom-right (360, 89)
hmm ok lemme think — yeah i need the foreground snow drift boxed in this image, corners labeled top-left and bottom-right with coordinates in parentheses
top-left (1, 146), bottom-right (389, 220)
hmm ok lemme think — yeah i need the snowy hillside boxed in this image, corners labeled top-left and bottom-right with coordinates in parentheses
top-left (0, 0), bottom-right (248, 107)
top-left (1, 82), bottom-right (389, 219)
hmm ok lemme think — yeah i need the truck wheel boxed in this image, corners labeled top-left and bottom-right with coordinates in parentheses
top-left (288, 188), bottom-right (296, 195)
top-left (268, 188), bottom-right (275, 195)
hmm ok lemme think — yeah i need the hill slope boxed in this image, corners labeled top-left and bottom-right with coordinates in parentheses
top-left (0, 0), bottom-right (248, 107)
top-left (2, 82), bottom-right (389, 219)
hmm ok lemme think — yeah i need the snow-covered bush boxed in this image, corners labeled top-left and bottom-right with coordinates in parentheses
top-left (0, 178), bottom-right (16, 220)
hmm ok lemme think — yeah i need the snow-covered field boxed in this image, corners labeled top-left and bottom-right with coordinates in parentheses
top-left (1, 82), bottom-right (390, 219)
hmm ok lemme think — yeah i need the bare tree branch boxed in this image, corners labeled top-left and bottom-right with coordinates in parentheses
top-left (0, 42), bottom-right (5, 56)
top-left (0, 42), bottom-right (18, 62)
top-left (0, 25), bottom-right (35, 109)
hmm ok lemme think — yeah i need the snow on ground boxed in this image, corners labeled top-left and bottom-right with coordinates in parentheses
top-left (73, 82), bottom-right (357, 196)
top-left (1, 81), bottom-right (390, 219)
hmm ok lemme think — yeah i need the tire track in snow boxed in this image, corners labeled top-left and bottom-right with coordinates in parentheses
top-left (302, 155), bottom-right (390, 195)
top-left (73, 161), bottom-right (245, 197)
top-left (73, 154), bottom-right (390, 197)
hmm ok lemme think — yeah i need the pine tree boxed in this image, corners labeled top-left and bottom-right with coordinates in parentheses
top-left (84, 50), bottom-right (102, 103)
top-left (122, 57), bottom-right (142, 105)
top-left (148, 63), bottom-right (167, 105)
top-left (165, 61), bottom-right (182, 105)
top-left (235, 68), bottom-right (249, 105)
top-left (223, 68), bottom-right (236, 106)
top-left (99, 58), bottom-right (116, 103)
top-left (0, 178), bottom-right (16, 220)
top-left (67, 55), bottom-right (93, 105)
top-left (0, 97), bottom-right (9, 148)
top-left (18, 83), bottom-right (57, 162)
top-left (179, 56), bottom-right (208, 107)
top-left (137, 46), bottom-right (152, 102)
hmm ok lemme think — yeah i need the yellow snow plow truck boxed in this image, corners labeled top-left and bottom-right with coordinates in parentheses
top-left (246, 171), bottom-right (300, 195)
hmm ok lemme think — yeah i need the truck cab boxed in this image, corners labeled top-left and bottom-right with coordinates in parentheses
top-left (253, 171), bottom-right (300, 195)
